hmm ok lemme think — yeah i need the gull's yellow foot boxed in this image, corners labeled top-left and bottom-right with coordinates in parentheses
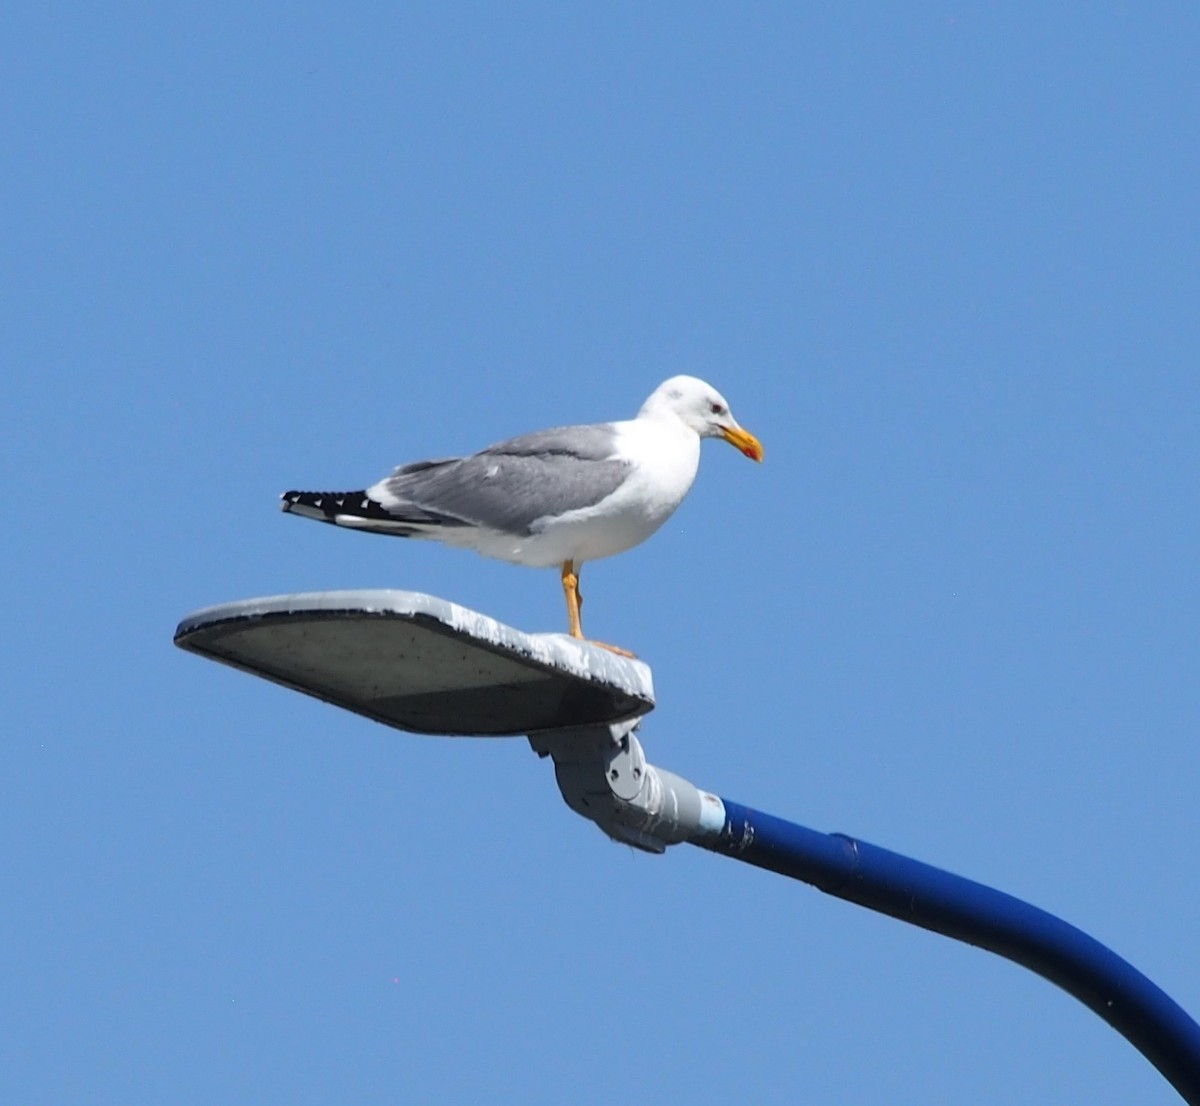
top-left (589, 640), bottom-right (638, 659)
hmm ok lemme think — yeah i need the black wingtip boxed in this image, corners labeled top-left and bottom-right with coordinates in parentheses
top-left (279, 489), bottom-right (380, 522)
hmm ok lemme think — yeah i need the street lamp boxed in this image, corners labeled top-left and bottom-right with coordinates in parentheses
top-left (176, 588), bottom-right (1200, 1104)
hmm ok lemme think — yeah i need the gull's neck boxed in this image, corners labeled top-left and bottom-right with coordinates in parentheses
top-left (636, 396), bottom-right (690, 430)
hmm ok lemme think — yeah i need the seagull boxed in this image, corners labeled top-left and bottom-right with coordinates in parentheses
top-left (281, 375), bottom-right (762, 653)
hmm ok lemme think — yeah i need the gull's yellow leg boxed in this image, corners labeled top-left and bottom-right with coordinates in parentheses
top-left (561, 560), bottom-right (636, 658)
top-left (561, 561), bottom-right (583, 638)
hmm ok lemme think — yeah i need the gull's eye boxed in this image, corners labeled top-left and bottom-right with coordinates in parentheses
top-left (709, 401), bottom-right (726, 416)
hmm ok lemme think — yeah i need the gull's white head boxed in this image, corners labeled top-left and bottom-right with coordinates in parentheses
top-left (639, 375), bottom-right (764, 461)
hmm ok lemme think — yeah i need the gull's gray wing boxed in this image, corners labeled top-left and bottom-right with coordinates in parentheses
top-left (373, 423), bottom-right (631, 535)
top-left (477, 424), bottom-right (621, 462)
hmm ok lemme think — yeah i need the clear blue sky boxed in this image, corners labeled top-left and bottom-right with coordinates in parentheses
top-left (4, 4), bottom-right (1199, 1103)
